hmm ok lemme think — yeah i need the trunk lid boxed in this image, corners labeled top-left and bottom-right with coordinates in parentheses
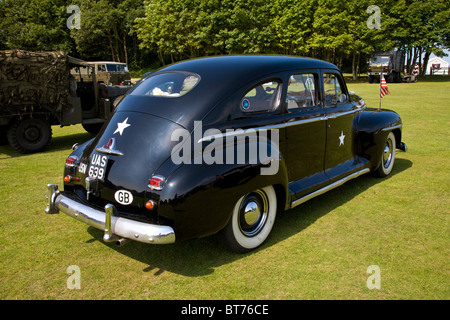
top-left (74, 111), bottom-right (183, 213)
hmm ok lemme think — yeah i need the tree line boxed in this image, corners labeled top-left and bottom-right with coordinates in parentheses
top-left (1, 0), bottom-right (448, 77)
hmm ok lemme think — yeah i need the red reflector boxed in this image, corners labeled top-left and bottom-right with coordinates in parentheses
top-left (64, 175), bottom-right (81, 183)
top-left (148, 175), bottom-right (165, 191)
top-left (145, 200), bottom-right (156, 210)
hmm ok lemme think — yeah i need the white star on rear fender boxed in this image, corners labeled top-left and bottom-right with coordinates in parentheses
top-left (339, 131), bottom-right (345, 146)
top-left (114, 117), bottom-right (131, 136)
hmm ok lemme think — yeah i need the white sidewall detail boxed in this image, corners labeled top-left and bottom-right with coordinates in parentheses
top-left (231, 186), bottom-right (277, 250)
top-left (380, 132), bottom-right (396, 176)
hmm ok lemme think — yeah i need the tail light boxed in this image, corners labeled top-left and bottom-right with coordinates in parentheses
top-left (65, 156), bottom-right (79, 168)
top-left (148, 175), bottom-right (165, 191)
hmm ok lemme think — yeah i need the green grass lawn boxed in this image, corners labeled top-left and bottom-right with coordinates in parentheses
top-left (0, 79), bottom-right (449, 300)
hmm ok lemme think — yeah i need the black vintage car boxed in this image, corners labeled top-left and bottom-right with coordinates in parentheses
top-left (46, 55), bottom-right (407, 253)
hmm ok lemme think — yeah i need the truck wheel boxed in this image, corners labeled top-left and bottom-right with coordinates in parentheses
top-left (7, 117), bottom-right (52, 154)
top-left (368, 76), bottom-right (374, 84)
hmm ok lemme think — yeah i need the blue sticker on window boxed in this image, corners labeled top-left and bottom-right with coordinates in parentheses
top-left (242, 99), bottom-right (250, 110)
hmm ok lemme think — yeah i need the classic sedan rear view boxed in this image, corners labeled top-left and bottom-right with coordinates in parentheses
top-left (45, 55), bottom-right (407, 253)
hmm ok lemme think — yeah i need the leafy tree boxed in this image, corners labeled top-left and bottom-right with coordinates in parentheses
top-left (270, 0), bottom-right (315, 56)
top-left (136, 0), bottom-right (276, 64)
top-left (70, 0), bottom-right (144, 63)
top-left (307, 0), bottom-right (354, 68)
top-left (0, 0), bottom-right (74, 52)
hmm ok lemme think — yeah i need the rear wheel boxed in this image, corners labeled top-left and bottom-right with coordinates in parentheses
top-left (220, 185), bottom-right (277, 253)
top-left (375, 132), bottom-right (396, 177)
top-left (7, 117), bottom-right (52, 154)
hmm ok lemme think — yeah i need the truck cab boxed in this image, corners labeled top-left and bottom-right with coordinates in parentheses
top-left (92, 61), bottom-right (131, 86)
top-left (367, 51), bottom-right (404, 83)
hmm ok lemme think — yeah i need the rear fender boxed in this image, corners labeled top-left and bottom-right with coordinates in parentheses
top-left (156, 135), bottom-right (288, 241)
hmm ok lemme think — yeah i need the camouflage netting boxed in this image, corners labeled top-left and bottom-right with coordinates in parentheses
top-left (0, 50), bottom-right (71, 117)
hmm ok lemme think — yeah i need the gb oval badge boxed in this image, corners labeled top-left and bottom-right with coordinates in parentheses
top-left (114, 190), bottom-right (133, 205)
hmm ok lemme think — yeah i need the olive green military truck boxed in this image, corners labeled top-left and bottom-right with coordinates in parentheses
top-left (0, 50), bottom-right (130, 153)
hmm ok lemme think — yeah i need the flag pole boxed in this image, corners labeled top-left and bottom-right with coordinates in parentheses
top-left (379, 71), bottom-right (382, 110)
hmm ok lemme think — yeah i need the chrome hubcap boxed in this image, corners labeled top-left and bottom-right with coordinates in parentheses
top-left (238, 190), bottom-right (268, 237)
top-left (244, 201), bottom-right (260, 226)
top-left (383, 139), bottom-right (393, 168)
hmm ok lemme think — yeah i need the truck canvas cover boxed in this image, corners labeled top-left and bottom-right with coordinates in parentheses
top-left (0, 50), bottom-right (71, 117)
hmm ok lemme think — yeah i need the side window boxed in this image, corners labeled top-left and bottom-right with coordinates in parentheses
top-left (286, 73), bottom-right (318, 110)
top-left (323, 73), bottom-right (347, 106)
top-left (240, 81), bottom-right (282, 113)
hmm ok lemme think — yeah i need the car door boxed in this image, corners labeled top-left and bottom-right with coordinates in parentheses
top-left (284, 71), bottom-right (328, 198)
top-left (321, 70), bottom-right (360, 181)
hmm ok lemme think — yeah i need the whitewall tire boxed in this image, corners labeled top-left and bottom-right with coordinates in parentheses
top-left (221, 185), bottom-right (277, 253)
top-left (376, 132), bottom-right (396, 177)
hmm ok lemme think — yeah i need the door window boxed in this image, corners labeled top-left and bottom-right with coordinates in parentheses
top-left (323, 73), bottom-right (347, 106)
top-left (286, 73), bottom-right (318, 110)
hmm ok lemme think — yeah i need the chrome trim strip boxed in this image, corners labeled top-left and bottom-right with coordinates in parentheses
top-left (199, 108), bottom-right (362, 143)
top-left (326, 108), bottom-right (362, 119)
top-left (45, 184), bottom-right (175, 245)
top-left (290, 168), bottom-right (370, 209)
top-left (199, 117), bottom-right (327, 143)
top-left (381, 124), bottom-right (402, 131)
top-left (285, 116), bottom-right (328, 128)
top-left (95, 147), bottom-right (124, 156)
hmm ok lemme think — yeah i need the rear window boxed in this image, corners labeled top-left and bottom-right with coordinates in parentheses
top-left (131, 72), bottom-right (200, 98)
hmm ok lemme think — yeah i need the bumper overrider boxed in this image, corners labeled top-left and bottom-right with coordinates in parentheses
top-left (45, 183), bottom-right (175, 246)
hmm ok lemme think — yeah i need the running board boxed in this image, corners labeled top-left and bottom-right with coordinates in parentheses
top-left (290, 168), bottom-right (370, 209)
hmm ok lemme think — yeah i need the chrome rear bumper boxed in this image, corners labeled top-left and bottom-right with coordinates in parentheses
top-left (45, 183), bottom-right (175, 245)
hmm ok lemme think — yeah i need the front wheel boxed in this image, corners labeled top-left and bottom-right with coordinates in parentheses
top-left (375, 132), bottom-right (396, 177)
top-left (220, 186), bottom-right (277, 253)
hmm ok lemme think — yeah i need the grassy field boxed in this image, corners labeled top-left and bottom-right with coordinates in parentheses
top-left (0, 78), bottom-right (449, 300)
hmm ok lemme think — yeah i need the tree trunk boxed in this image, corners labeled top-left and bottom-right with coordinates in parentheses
top-left (108, 32), bottom-right (115, 61)
top-left (418, 46), bottom-right (423, 75)
top-left (356, 53), bottom-right (361, 77)
top-left (421, 50), bottom-right (431, 76)
top-left (406, 47), bottom-right (412, 73)
top-left (158, 51), bottom-right (165, 65)
top-left (352, 51), bottom-right (357, 80)
top-left (123, 33), bottom-right (128, 65)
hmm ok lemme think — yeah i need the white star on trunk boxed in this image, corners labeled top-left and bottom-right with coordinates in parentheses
top-left (339, 131), bottom-right (345, 146)
top-left (114, 117), bottom-right (131, 136)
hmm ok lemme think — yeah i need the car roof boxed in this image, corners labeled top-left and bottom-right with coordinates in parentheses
top-left (120, 55), bottom-right (339, 130)
top-left (159, 55), bottom-right (337, 80)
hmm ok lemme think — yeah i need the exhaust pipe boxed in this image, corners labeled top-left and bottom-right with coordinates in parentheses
top-left (115, 238), bottom-right (131, 247)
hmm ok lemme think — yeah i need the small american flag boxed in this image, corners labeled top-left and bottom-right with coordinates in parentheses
top-left (380, 74), bottom-right (390, 98)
